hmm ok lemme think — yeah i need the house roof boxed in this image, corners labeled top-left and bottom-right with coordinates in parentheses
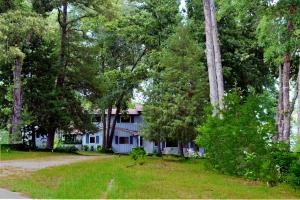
top-left (105, 105), bottom-right (143, 115)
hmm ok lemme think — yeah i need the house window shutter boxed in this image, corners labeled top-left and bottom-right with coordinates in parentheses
top-left (86, 134), bottom-right (89, 144)
top-left (96, 136), bottom-right (100, 144)
top-left (115, 136), bottom-right (118, 144)
top-left (130, 136), bottom-right (133, 144)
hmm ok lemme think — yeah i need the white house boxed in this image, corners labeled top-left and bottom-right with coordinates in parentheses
top-left (82, 105), bottom-right (199, 156)
top-left (82, 105), bottom-right (156, 154)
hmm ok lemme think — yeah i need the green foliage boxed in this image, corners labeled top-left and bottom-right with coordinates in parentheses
top-left (142, 25), bottom-right (208, 145)
top-left (96, 145), bottom-right (102, 152)
top-left (53, 145), bottom-right (78, 153)
top-left (197, 92), bottom-right (300, 187)
top-left (0, 129), bottom-right (9, 144)
top-left (186, 0), bottom-right (274, 94)
top-left (286, 158), bottom-right (300, 188)
top-left (83, 145), bottom-right (89, 151)
top-left (196, 92), bottom-right (276, 178)
top-left (130, 147), bottom-right (146, 164)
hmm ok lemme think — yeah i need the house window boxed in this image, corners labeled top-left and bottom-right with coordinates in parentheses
top-left (115, 136), bottom-right (118, 144)
top-left (130, 136), bottom-right (133, 144)
top-left (90, 136), bottom-right (95, 144)
top-left (140, 137), bottom-right (143, 146)
top-left (116, 116), bottom-right (121, 123)
top-left (120, 115), bottom-right (130, 123)
top-left (119, 137), bottom-right (129, 144)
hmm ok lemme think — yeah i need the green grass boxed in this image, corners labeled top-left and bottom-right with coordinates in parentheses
top-left (0, 155), bottom-right (300, 199)
top-left (0, 150), bottom-right (72, 161)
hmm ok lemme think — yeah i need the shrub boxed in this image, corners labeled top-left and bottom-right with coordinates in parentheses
top-left (96, 145), bottom-right (102, 152)
top-left (196, 92), bottom-right (275, 178)
top-left (286, 158), bottom-right (300, 188)
top-left (83, 145), bottom-right (89, 151)
top-left (98, 148), bottom-right (114, 153)
top-left (130, 147), bottom-right (146, 165)
top-left (53, 145), bottom-right (78, 153)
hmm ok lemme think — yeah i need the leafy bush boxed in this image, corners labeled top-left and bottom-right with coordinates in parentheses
top-left (130, 147), bottom-right (146, 165)
top-left (0, 129), bottom-right (9, 144)
top-left (83, 145), bottom-right (89, 151)
top-left (53, 145), bottom-right (78, 153)
top-left (196, 92), bottom-right (275, 178)
top-left (286, 157), bottom-right (300, 188)
top-left (96, 145), bottom-right (102, 152)
top-left (196, 92), bottom-right (300, 187)
top-left (98, 148), bottom-right (114, 154)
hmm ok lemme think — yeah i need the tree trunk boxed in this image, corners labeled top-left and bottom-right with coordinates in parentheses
top-left (10, 55), bottom-right (23, 144)
top-left (282, 53), bottom-right (291, 142)
top-left (106, 105), bottom-right (112, 148)
top-left (178, 142), bottom-right (184, 157)
top-left (298, 65), bottom-right (300, 137)
top-left (210, 0), bottom-right (224, 111)
top-left (276, 65), bottom-right (284, 141)
top-left (157, 139), bottom-right (162, 155)
top-left (46, 127), bottom-right (56, 150)
top-left (102, 110), bottom-right (106, 149)
top-left (203, 0), bottom-right (219, 116)
top-left (108, 104), bottom-right (121, 149)
top-left (32, 125), bottom-right (36, 149)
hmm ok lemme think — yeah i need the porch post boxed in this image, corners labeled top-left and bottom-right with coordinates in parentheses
top-left (138, 136), bottom-right (140, 147)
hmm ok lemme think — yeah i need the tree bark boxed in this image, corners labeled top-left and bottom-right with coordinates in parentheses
top-left (10, 55), bottom-right (23, 143)
top-left (46, 127), bottom-right (56, 150)
top-left (203, 0), bottom-right (219, 116)
top-left (178, 142), bottom-right (184, 157)
top-left (106, 105), bottom-right (112, 148)
top-left (102, 110), bottom-right (106, 149)
top-left (108, 104), bottom-right (121, 149)
top-left (157, 139), bottom-right (162, 155)
top-left (282, 53), bottom-right (291, 142)
top-left (298, 66), bottom-right (300, 137)
top-left (210, 0), bottom-right (224, 111)
top-left (276, 65), bottom-right (284, 141)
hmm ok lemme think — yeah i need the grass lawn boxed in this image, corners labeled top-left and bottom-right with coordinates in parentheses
top-left (0, 150), bottom-right (73, 161)
top-left (0, 155), bottom-right (299, 199)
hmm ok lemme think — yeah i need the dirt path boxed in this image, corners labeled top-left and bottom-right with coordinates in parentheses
top-left (0, 154), bottom-right (112, 199)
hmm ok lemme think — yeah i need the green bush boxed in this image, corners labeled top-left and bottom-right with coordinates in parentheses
top-left (196, 92), bottom-right (300, 187)
top-left (83, 145), bottom-right (89, 151)
top-left (286, 158), bottom-right (300, 188)
top-left (96, 145), bottom-right (102, 152)
top-left (196, 92), bottom-right (275, 178)
top-left (130, 147), bottom-right (146, 165)
top-left (53, 145), bottom-right (78, 153)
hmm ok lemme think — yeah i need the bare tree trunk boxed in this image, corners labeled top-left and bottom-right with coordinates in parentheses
top-left (276, 65), bottom-right (284, 141)
top-left (10, 56), bottom-right (23, 143)
top-left (298, 66), bottom-right (300, 137)
top-left (178, 142), bottom-right (184, 157)
top-left (282, 53), bottom-right (291, 142)
top-left (108, 104), bottom-right (121, 149)
top-left (210, 0), bottom-right (224, 111)
top-left (203, 0), bottom-right (219, 116)
top-left (106, 105), bottom-right (112, 148)
top-left (46, 127), bottom-right (56, 150)
top-left (102, 110), bottom-right (106, 149)
top-left (157, 139), bottom-right (162, 155)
